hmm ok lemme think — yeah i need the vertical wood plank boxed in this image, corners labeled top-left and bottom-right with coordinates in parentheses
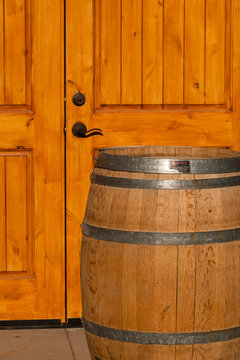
top-left (164, 0), bottom-right (184, 104)
top-left (66, 0), bottom-right (93, 319)
top-left (6, 156), bottom-right (27, 271)
top-left (177, 246), bottom-right (195, 332)
top-left (225, 0), bottom-right (232, 109)
top-left (96, 241), bottom-right (123, 328)
top-left (205, 0), bottom-right (225, 104)
top-left (122, 244), bottom-right (137, 330)
top-left (100, 0), bottom-right (121, 105)
top-left (142, 0), bottom-right (163, 104)
top-left (232, 0), bottom-right (240, 150)
top-left (4, 0), bottom-right (26, 104)
top-left (0, 157), bottom-right (6, 271)
top-left (175, 345), bottom-right (193, 360)
top-left (153, 246), bottom-right (178, 332)
top-left (185, 0), bottom-right (205, 104)
top-left (194, 244), bottom-right (217, 332)
top-left (122, 0), bottom-right (142, 104)
top-left (0, 0), bottom-right (4, 104)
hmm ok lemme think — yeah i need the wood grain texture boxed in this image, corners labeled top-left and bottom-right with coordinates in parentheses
top-left (122, 0), bottom-right (142, 104)
top-left (92, 110), bottom-right (233, 148)
top-left (205, 0), bottom-right (225, 104)
top-left (0, 152), bottom-right (33, 275)
top-left (32, 0), bottom-right (65, 319)
top-left (66, 0), bottom-right (94, 318)
top-left (164, 0), bottom-right (184, 104)
top-left (67, 0), bottom-right (240, 322)
top-left (6, 156), bottom-right (27, 271)
top-left (0, 0), bottom-right (4, 104)
top-left (93, 0), bottom-right (231, 107)
top-left (0, 0), bottom-right (64, 321)
top-left (185, 0), bottom-right (205, 104)
top-left (4, 0), bottom-right (26, 104)
top-left (100, 0), bottom-right (121, 105)
top-left (81, 147), bottom-right (240, 359)
top-left (142, 0), bottom-right (163, 104)
top-left (0, 157), bottom-right (6, 271)
top-left (232, 0), bottom-right (240, 150)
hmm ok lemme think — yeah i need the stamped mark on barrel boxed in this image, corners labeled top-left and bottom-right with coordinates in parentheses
top-left (169, 160), bottom-right (190, 174)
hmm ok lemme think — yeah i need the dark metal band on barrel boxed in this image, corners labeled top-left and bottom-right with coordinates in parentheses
top-left (82, 223), bottom-right (240, 246)
top-left (83, 318), bottom-right (240, 345)
top-left (96, 153), bottom-right (240, 174)
top-left (90, 173), bottom-right (240, 189)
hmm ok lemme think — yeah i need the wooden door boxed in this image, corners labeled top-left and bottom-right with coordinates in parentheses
top-left (0, 1), bottom-right (64, 320)
top-left (66, 0), bottom-right (240, 318)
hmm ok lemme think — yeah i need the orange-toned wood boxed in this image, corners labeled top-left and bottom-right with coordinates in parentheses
top-left (4, 0), bottom-right (26, 104)
top-left (81, 146), bottom-right (240, 359)
top-left (100, 0), bottom-right (121, 105)
top-left (0, 0), bottom-right (64, 320)
top-left (66, 0), bottom-right (94, 319)
top-left (0, 0), bottom-right (4, 104)
top-left (185, 0), bottom-right (205, 104)
top-left (0, 157), bottom-right (6, 271)
top-left (205, 0), bottom-right (225, 104)
top-left (164, 0), bottom-right (184, 104)
top-left (233, 0), bottom-right (240, 151)
top-left (66, 0), bottom-right (240, 321)
top-left (122, 0), bottom-right (142, 104)
top-left (142, 0), bottom-right (163, 104)
top-left (0, 113), bottom-right (34, 148)
top-left (6, 156), bottom-right (27, 271)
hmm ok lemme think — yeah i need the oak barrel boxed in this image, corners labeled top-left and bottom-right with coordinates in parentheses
top-left (81, 146), bottom-right (240, 360)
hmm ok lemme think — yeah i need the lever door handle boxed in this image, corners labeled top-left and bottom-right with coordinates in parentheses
top-left (72, 122), bottom-right (103, 138)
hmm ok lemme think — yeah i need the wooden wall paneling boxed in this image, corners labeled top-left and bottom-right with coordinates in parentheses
top-left (4, 0), bottom-right (26, 104)
top-left (225, 0), bottom-right (232, 109)
top-left (233, 0), bottom-right (240, 150)
top-left (100, 0), bottom-right (121, 105)
top-left (142, 0), bottom-right (163, 105)
top-left (184, 0), bottom-right (205, 104)
top-left (0, 0), bottom-right (4, 104)
top-left (66, 0), bottom-right (94, 318)
top-left (205, 0), bottom-right (225, 104)
top-left (164, 0), bottom-right (184, 104)
top-left (122, 0), bottom-right (142, 104)
top-left (6, 156), bottom-right (27, 272)
top-left (0, 157), bottom-right (6, 271)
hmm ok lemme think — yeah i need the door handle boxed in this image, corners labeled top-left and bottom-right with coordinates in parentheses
top-left (72, 122), bottom-right (103, 138)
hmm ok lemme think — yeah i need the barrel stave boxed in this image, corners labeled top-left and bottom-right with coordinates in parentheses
top-left (81, 146), bottom-right (240, 360)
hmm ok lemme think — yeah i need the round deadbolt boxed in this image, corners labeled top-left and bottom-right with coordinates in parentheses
top-left (72, 92), bottom-right (86, 106)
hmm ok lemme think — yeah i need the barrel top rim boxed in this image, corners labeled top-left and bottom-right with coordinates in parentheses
top-left (98, 146), bottom-right (240, 159)
top-left (96, 146), bottom-right (240, 174)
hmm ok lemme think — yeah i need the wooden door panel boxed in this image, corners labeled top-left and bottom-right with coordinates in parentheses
top-left (94, 0), bottom-right (230, 108)
top-left (185, 0), bottom-right (205, 104)
top-left (0, 1), bottom-right (64, 320)
top-left (0, 0), bottom-right (31, 106)
top-left (0, 152), bottom-right (33, 275)
top-left (66, 0), bottom-right (240, 318)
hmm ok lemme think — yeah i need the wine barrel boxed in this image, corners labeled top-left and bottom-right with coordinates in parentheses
top-left (81, 146), bottom-right (240, 360)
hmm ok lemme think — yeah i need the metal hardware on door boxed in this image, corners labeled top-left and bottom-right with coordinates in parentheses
top-left (72, 122), bottom-right (103, 138)
top-left (72, 92), bottom-right (86, 106)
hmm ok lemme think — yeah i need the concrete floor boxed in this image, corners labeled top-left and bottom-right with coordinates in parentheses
top-left (0, 328), bottom-right (91, 360)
